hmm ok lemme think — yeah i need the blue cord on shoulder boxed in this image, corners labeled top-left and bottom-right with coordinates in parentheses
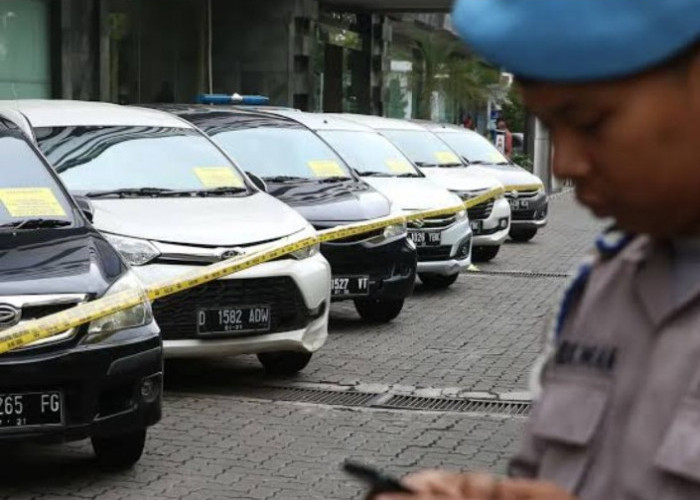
top-left (554, 228), bottom-right (633, 339)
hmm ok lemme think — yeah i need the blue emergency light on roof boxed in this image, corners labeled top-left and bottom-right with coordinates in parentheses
top-left (196, 93), bottom-right (270, 106)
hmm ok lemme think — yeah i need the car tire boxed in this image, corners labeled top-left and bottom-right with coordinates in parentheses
top-left (419, 273), bottom-right (459, 289)
top-left (258, 351), bottom-right (313, 375)
top-left (510, 228), bottom-right (538, 242)
top-left (472, 245), bottom-right (501, 262)
top-left (92, 429), bottom-right (146, 469)
top-left (354, 298), bottom-right (404, 323)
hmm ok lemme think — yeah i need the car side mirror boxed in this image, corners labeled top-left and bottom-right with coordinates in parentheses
top-left (246, 172), bottom-right (268, 192)
top-left (74, 196), bottom-right (94, 222)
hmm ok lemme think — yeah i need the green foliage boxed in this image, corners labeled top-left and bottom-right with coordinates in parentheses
top-left (501, 86), bottom-right (527, 133)
top-left (386, 77), bottom-right (409, 118)
top-left (511, 152), bottom-right (534, 172)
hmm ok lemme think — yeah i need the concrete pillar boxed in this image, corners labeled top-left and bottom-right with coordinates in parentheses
top-left (533, 118), bottom-right (553, 192)
top-left (60, 0), bottom-right (100, 100)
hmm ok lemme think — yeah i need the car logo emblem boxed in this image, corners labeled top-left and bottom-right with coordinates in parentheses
top-left (412, 219), bottom-right (425, 229)
top-left (221, 250), bottom-right (240, 261)
top-left (0, 304), bottom-right (21, 328)
top-left (511, 190), bottom-right (519, 199)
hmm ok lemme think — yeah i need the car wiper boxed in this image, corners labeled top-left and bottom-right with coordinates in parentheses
top-left (193, 186), bottom-right (249, 196)
top-left (85, 187), bottom-right (180, 199)
top-left (262, 176), bottom-right (308, 183)
top-left (396, 173), bottom-right (422, 178)
top-left (414, 161), bottom-right (439, 168)
top-left (356, 171), bottom-right (392, 177)
top-left (0, 218), bottom-right (72, 231)
top-left (316, 176), bottom-right (352, 183)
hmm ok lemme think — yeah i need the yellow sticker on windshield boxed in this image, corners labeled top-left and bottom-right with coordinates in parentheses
top-left (193, 167), bottom-right (244, 188)
top-left (434, 151), bottom-right (461, 165)
top-left (0, 188), bottom-right (66, 218)
top-left (489, 152), bottom-right (506, 163)
top-left (386, 159), bottom-right (414, 174)
top-left (308, 160), bottom-right (346, 178)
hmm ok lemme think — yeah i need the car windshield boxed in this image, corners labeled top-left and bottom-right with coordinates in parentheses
top-left (380, 130), bottom-right (464, 168)
top-left (0, 132), bottom-right (74, 226)
top-left (318, 131), bottom-right (423, 178)
top-left (437, 131), bottom-right (510, 165)
top-left (206, 127), bottom-right (352, 182)
top-left (34, 126), bottom-right (249, 196)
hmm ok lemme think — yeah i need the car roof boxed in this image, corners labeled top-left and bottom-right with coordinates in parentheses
top-left (411, 119), bottom-right (483, 136)
top-left (332, 114), bottom-right (426, 132)
top-left (147, 104), bottom-right (308, 131)
top-left (262, 110), bottom-right (373, 132)
top-left (0, 100), bottom-right (192, 129)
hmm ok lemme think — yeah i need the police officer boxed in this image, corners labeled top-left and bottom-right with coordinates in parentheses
top-left (375, 0), bottom-right (700, 499)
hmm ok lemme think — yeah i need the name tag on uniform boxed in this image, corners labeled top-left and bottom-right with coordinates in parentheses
top-left (555, 340), bottom-right (617, 373)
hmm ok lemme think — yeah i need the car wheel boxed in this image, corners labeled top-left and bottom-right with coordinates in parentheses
top-left (510, 228), bottom-right (538, 242)
top-left (419, 273), bottom-right (459, 289)
top-left (92, 429), bottom-right (146, 469)
top-left (472, 245), bottom-right (501, 262)
top-left (257, 351), bottom-right (313, 375)
top-left (354, 298), bottom-right (404, 323)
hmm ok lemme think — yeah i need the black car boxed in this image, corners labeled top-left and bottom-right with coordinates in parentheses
top-left (0, 117), bottom-right (162, 468)
top-left (153, 105), bottom-right (417, 323)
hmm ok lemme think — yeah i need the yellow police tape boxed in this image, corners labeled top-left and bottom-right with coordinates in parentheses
top-left (0, 186), bottom-right (507, 355)
top-left (503, 184), bottom-right (544, 193)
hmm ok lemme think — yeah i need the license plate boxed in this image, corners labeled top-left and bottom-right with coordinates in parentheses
top-left (331, 276), bottom-right (370, 297)
top-left (470, 221), bottom-right (483, 234)
top-left (409, 232), bottom-right (441, 247)
top-left (197, 305), bottom-right (271, 336)
top-left (0, 391), bottom-right (62, 429)
top-left (509, 199), bottom-right (530, 210)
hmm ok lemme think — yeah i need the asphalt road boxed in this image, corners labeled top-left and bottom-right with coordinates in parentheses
top-left (0, 191), bottom-right (604, 500)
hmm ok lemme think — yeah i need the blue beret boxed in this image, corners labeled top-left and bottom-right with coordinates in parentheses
top-left (452, 0), bottom-right (700, 82)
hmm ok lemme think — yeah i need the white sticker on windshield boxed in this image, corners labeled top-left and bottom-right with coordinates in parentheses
top-left (0, 188), bottom-right (66, 218)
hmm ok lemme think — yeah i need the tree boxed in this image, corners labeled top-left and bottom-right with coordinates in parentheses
top-left (501, 85), bottom-right (527, 133)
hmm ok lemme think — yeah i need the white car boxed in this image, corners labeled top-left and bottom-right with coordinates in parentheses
top-left (0, 100), bottom-right (331, 375)
top-left (336, 114), bottom-right (511, 263)
top-left (417, 122), bottom-right (548, 242)
top-left (272, 111), bottom-right (473, 289)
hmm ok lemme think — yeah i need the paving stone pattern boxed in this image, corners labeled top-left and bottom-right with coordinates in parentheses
top-left (0, 193), bottom-right (603, 499)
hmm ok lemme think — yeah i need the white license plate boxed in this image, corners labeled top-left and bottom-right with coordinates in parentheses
top-left (197, 305), bottom-right (271, 335)
top-left (331, 276), bottom-right (370, 297)
top-left (409, 232), bottom-right (441, 247)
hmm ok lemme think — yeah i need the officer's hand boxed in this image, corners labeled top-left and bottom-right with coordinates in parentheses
top-left (373, 470), bottom-right (577, 500)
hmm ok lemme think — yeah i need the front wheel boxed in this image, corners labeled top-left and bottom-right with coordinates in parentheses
top-left (258, 351), bottom-right (313, 375)
top-left (354, 299), bottom-right (404, 323)
top-left (510, 227), bottom-right (538, 242)
top-left (472, 245), bottom-right (501, 262)
top-left (92, 429), bottom-right (146, 469)
top-left (419, 273), bottom-right (459, 289)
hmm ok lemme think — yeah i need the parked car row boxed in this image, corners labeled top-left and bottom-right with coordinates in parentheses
top-left (0, 97), bottom-right (547, 468)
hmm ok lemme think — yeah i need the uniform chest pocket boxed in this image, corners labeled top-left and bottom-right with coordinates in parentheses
top-left (530, 381), bottom-right (609, 492)
top-left (655, 399), bottom-right (700, 484)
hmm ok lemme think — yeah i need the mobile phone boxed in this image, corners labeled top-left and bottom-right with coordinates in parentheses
top-left (342, 460), bottom-right (414, 495)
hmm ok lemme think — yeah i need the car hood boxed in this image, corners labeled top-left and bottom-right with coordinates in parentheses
top-left (362, 177), bottom-right (463, 211)
top-left (266, 180), bottom-right (391, 224)
top-left (469, 165), bottom-right (544, 188)
top-left (0, 228), bottom-right (124, 296)
top-left (419, 167), bottom-right (504, 193)
top-left (91, 192), bottom-right (310, 246)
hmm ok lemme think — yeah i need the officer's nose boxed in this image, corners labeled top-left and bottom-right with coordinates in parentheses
top-left (551, 130), bottom-right (592, 182)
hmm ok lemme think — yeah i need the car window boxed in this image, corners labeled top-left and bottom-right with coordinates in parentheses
top-left (206, 126), bottom-right (352, 181)
top-left (437, 131), bottom-right (510, 165)
top-left (0, 132), bottom-right (74, 225)
top-left (380, 130), bottom-right (464, 167)
top-left (318, 131), bottom-right (422, 178)
top-left (34, 126), bottom-right (249, 194)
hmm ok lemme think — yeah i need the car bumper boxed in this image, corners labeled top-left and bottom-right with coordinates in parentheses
top-left (132, 254), bottom-right (332, 359)
top-left (473, 197), bottom-right (511, 247)
top-left (321, 236), bottom-right (417, 302)
top-left (510, 197), bottom-right (549, 230)
top-left (412, 219), bottom-right (472, 276)
top-left (0, 328), bottom-right (162, 444)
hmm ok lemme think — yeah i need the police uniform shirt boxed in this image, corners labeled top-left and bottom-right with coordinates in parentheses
top-left (509, 235), bottom-right (700, 499)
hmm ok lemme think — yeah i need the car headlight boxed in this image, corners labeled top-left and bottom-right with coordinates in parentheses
top-left (454, 209), bottom-right (467, 222)
top-left (104, 233), bottom-right (160, 266)
top-left (83, 271), bottom-right (153, 343)
top-left (383, 222), bottom-right (407, 239)
top-left (290, 243), bottom-right (320, 260)
top-left (537, 186), bottom-right (546, 196)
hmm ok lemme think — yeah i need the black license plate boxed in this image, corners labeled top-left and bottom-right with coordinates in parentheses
top-left (509, 199), bottom-right (530, 211)
top-left (470, 220), bottom-right (483, 234)
top-left (410, 232), bottom-right (441, 247)
top-left (331, 276), bottom-right (370, 297)
top-left (0, 391), bottom-right (62, 429)
top-left (197, 305), bottom-right (271, 336)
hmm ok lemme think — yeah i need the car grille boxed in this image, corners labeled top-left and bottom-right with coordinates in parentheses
top-left (505, 189), bottom-right (541, 199)
top-left (318, 227), bottom-right (384, 244)
top-left (152, 277), bottom-right (311, 340)
top-left (417, 246), bottom-right (454, 262)
top-left (512, 205), bottom-right (548, 221)
top-left (320, 242), bottom-right (403, 279)
top-left (408, 214), bottom-right (458, 230)
top-left (467, 200), bottom-right (494, 221)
